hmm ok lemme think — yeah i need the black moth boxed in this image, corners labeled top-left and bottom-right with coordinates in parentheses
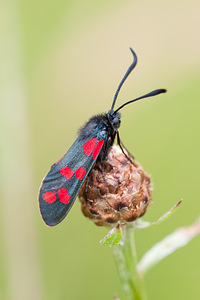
top-left (39, 48), bottom-right (166, 226)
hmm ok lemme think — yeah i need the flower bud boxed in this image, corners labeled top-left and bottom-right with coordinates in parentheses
top-left (79, 145), bottom-right (152, 226)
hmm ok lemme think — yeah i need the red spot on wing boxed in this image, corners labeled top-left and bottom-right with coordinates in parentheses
top-left (60, 166), bottom-right (73, 179)
top-left (92, 140), bottom-right (104, 159)
top-left (75, 167), bottom-right (86, 180)
top-left (43, 191), bottom-right (56, 204)
top-left (83, 138), bottom-right (97, 156)
top-left (58, 188), bottom-right (71, 204)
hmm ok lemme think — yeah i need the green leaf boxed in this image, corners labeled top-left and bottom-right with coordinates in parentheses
top-left (133, 200), bottom-right (183, 229)
top-left (100, 225), bottom-right (122, 247)
top-left (137, 217), bottom-right (200, 275)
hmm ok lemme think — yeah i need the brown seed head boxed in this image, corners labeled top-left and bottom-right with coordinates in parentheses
top-left (79, 145), bottom-right (152, 226)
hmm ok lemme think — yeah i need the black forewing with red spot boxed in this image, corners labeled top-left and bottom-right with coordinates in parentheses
top-left (39, 135), bottom-right (105, 226)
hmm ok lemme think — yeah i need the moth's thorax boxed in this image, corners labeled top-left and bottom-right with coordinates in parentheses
top-left (78, 111), bottom-right (121, 139)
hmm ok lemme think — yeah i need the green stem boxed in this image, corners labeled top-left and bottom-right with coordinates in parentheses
top-left (112, 225), bottom-right (146, 300)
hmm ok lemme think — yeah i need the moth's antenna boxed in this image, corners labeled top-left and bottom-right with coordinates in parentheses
top-left (115, 89), bottom-right (167, 113)
top-left (111, 48), bottom-right (137, 111)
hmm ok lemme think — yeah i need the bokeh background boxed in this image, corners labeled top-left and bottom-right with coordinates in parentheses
top-left (1, 0), bottom-right (200, 299)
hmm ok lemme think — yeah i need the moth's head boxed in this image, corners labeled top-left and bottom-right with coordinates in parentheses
top-left (107, 110), bottom-right (121, 129)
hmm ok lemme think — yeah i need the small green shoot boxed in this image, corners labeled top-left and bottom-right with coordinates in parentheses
top-left (100, 224), bottom-right (122, 247)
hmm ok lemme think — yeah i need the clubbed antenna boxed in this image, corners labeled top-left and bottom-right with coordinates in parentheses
top-left (115, 89), bottom-right (167, 113)
top-left (111, 48), bottom-right (137, 111)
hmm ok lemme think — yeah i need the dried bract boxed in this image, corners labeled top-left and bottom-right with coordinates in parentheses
top-left (79, 145), bottom-right (152, 226)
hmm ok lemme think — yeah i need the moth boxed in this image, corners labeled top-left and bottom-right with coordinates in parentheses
top-left (39, 48), bottom-right (166, 226)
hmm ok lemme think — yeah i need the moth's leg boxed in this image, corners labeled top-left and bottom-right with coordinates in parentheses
top-left (84, 175), bottom-right (90, 202)
top-left (118, 134), bottom-right (135, 160)
top-left (102, 159), bottom-right (107, 187)
top-left (116, 131), bottom-right (133, 163)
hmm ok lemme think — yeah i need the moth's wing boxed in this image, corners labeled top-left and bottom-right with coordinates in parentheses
top-left (39, 135), bottom-right (105, 226)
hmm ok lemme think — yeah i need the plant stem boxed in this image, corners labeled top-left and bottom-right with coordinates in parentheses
top-left (0, 2), bottom-right (41, 299)
top-left (112, 225), bottom-right (146, 300)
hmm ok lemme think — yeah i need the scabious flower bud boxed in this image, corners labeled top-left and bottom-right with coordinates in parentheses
top-left (79, 145), bottom-right (152, 226)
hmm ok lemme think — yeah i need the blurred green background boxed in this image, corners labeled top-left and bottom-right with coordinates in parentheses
top-left (1, 0), bottom-right (200, 299)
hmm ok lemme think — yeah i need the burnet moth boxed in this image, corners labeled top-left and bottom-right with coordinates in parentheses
top-left (39, 48), bottom-right (166, 226)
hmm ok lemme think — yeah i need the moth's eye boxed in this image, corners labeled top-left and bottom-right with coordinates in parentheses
top-left (113, 117), bottom-right (121, 128)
